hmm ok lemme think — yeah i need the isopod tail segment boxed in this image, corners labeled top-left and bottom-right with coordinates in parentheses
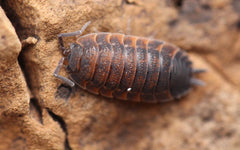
top-left (54, 21), bottom-right (91, 87)
top-left (190, 68), bottom-right (207, 86)
top-left (169, 50), bottom-right (206, 100)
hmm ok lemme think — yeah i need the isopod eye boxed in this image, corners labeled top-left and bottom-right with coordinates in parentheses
top-left (70, 43), bottom-right (79, 49)
top-left (66, 43), bottom-right (83, 73)
top-left (67, 53), bottom-right (71, 61)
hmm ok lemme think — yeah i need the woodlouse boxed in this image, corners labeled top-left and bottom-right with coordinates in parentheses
top-left (54, 21), bottom-right (205, 103)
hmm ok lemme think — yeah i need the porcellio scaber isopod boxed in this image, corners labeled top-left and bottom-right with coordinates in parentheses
top-left (54, 21), bottom-right (205, 103)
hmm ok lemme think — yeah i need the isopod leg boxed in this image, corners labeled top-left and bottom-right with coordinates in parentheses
top-left (53, 58), bottom-right (75, 87)
top-left (58, 21), bottom-right (91, 53)
top-left (126, 18), bottom-right (132, 35)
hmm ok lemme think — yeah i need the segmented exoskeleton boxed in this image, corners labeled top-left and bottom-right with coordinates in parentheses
top-left (54, 21), bottom-right (205, 103)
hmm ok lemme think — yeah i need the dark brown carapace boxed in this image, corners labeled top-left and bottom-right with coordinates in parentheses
top-left (54, 21), bottom-right (205, 103)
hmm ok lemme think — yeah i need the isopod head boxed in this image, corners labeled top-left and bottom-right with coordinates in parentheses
top-left (64, 43), bottom-right (82, 73)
